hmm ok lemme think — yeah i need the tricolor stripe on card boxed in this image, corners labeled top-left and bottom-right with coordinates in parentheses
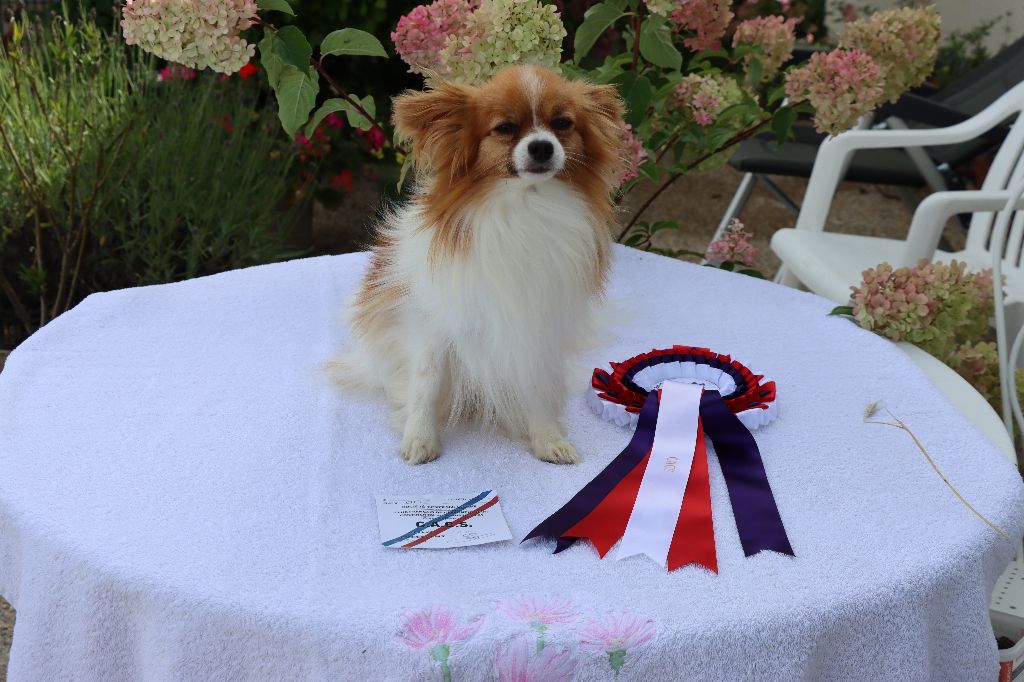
top-left (382, 490), bottom-right (493, 547)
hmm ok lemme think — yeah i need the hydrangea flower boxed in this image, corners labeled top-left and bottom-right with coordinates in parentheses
top-left (850, 260), bottom-right (993, 360)
top-left (947, 341), bottom-right (1024, 413)
top-left (577, 611), bottom-right (657, 675)
top-left (733, 15), bottom-right (799, 80)
top-left (121, 0), bottom-right (257, 74)
top-left (784, 48), bottom-right (884, 135)
top-left (495, 636), bottom-right (577, 682)
top-left (671, 0), bottom-right (734, 51)
top-left (670, 73), bottom-right (743, 127)
top-left (643, 0), bottom-right (676, 15)
top-left (619, 124), bottom-right (648, 185)
top-left (392, 0), bottom-right (478, 77)
top-left (705, 218), bottom-right (758, 267)
top-left (838, 7), bottom-right (941, 104)
top-left (440, 0), bottom-right (566, 85)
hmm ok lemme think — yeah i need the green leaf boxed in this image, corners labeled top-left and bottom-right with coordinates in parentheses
top-left (623, 231), bottom-right (647, 247)
top-left (256, 0), bottom-right (294, 15)
top-left (261, 26), bottom-right (312, 90)
top-left (771, 106), bottom-right (798, 145)
top-left (614, 72), bottom-right (653, 127)
top-left (649, 220), bottom-right (680, 234)
top-left (767, 85), bottom-right (787, 106)
top-left (638, 15), bottom-right (682, 70)
top-left (829, 305), bottom-right (855, 317)
top-left (320, 28), bottom-right (387, 58)
top-left (345, 95), bottom-right (376, 130)
top-left (275, 65), bottom-right (319, 136)
top-left (738, 268), bottom-right (766, 279)
top-left (574, 0), bottom-right (627, 63)
top-left (304, 98), bottom-right (347, 137)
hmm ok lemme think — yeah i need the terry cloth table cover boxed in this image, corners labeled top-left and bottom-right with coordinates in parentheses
top-left (0, 245), bottom-right (1022, 681)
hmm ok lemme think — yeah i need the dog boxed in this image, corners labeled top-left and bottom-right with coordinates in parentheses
top-left (333, 64), bottom-right (626, 465)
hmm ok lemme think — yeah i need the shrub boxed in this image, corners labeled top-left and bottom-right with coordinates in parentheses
top-left (0, 11), bottom-right (298, 349)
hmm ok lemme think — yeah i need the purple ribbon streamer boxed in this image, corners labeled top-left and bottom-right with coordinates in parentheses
top-left (522, 391), bottom-right (660, 553)
top-left (700, 390), bottom-right (794, 557)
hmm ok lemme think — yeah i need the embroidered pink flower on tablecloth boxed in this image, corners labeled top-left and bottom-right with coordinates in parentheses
top-left (496, 635), bottom-right (577, 682)
top-left (577, 611), bottom-right (657, 675)
top-left (396, 607), bottom-right (483, 681)
top-left (497, 595), bottom-right (578, 652)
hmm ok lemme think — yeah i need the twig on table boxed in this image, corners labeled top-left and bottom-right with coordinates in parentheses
top-left (864, 402), bottom-right (1011, 542)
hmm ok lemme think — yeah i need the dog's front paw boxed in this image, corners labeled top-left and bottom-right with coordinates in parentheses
top-left (400, 434), bottom-right (441, 465)
top-left (531, 438), bottom-right (580, 465)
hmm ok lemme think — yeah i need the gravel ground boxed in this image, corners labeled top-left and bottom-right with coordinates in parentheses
top-left (0, 166), bottom-right (961, 679)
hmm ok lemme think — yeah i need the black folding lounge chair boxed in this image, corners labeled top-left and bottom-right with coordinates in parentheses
top-left (715, 35), bottom-right (1024, 238)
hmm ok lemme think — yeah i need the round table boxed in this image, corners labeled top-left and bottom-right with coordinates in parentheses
top-left (1, 245), bottom-right (1022, 681)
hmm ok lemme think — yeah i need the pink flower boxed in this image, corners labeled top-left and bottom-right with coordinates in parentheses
top-left (158, 63), bottom-right (197, 81)
top-left (360, 125), bottom-right (387, 151)
top-left (497, 596), bottom-right (578, 626)
top-left (577, 611), bottom-right (656, 675)
top-left (617, 124), bottom-right (648, 185)
top-left (838, 7), bottom-right (940, 104)
top-left (237, 62), bottom-right (258, 79)
top-left (733, 15), bottom-right (799, 80)
top-left (705, 218), bottom-right (758, 267)
top-left (578, 611), bottom-right (657, 653)
top-left (395, 607), bottom-right (483, 650)
top-left (670, 73), bottom-right (742, 127)
top-left (671, 0), bottom-right (734, 51)
top-left (122, 0), bottom-right (257, 74)
top-left (784, 48), bottom-right (884, 135)
top-left (392, 0), bottom-right (477, 76)
top-left (325, 113), bottom-right (345, 129)
top-left (495, 636), bottom-right (577, 682)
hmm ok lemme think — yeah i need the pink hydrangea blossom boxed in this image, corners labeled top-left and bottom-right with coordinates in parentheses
top-left (618, 124), bottom-right (648, 185)
top-left (391, 0), bottom-right (477, 76)
top-left (122, 0), bottom-right (257, 74)
top-left (671, 0), bottom-right (734, 51)
top-left (733, 15), bottom-right (799, 80)
top-left (850, 260), bottom-right (993, 359)
top-left (838, 6), bottom-right (940, 104)
top-left (496, 636), bottom-right (577, 682)
top-left (705, 218), bottom-right (758, 267)
top-left (497, 596), bottom-right (578, 626)
top-left (670, 73), bottom-right (742, 127)
top-left (395, 607), bottom-right (483, 650)
top-left (784, 48), bottom-right (884, 135)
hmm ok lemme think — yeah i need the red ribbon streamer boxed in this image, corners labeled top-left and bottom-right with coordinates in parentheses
top-left (667, 419), bottom-right (717, 573)
top-left (561, 451), bottom-right (652, 557)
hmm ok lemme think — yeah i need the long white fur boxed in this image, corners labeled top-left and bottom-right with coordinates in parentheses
top-left (339, 175), bottom-right (603, 465)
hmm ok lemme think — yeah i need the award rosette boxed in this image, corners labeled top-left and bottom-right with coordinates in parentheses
top-left (523, 346), bottom-right (793, 572)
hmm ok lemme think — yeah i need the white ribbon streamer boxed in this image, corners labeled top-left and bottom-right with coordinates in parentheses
top-left (616, 380), bottom-right (703, 567)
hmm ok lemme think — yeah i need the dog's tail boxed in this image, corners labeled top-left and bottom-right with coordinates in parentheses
top-left (323, 351), bottom-right (381, 393)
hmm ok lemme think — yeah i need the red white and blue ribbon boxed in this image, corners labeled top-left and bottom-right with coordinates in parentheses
top-left (523, 346), bottom-right (792, 572)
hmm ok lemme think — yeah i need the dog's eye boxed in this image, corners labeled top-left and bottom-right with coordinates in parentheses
top-left (551, 117), bottom-right (573, 131)
top-left (493, 122), bottom-right (518, 136)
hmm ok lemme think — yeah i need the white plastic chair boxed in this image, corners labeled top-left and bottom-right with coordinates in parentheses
top-left (770, 80), bottom-right (1024, 304)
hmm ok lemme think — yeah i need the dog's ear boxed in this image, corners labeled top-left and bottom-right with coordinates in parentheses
top-left (579, 83), bottom-right (627, 185)
top-left (393, 81), bottom-right (476, 179)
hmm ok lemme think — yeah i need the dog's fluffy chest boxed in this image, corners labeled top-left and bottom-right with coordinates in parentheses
top-left (398, 180), bottom-right (604, 344)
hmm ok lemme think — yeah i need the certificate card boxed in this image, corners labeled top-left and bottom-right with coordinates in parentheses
top-left (376, 490), bottom-right (512, 549)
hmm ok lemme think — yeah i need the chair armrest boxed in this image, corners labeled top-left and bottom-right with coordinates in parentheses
top-left (792, 80), bottom-right (1024, 232)
top-left (900, 189), bottom-right (1024, 266)
top-left (877, 93), bottom-right (968, 128)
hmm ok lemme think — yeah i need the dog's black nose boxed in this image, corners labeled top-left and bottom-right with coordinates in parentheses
top-left (527, 139), bottom-right (554, 163)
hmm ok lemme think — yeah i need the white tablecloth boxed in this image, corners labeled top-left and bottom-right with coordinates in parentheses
top-left (1, 245), bottom-right (1022, 681)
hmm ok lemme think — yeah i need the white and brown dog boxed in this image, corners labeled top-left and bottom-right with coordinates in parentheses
top-left (334, 65), bottom-right (626, 465)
